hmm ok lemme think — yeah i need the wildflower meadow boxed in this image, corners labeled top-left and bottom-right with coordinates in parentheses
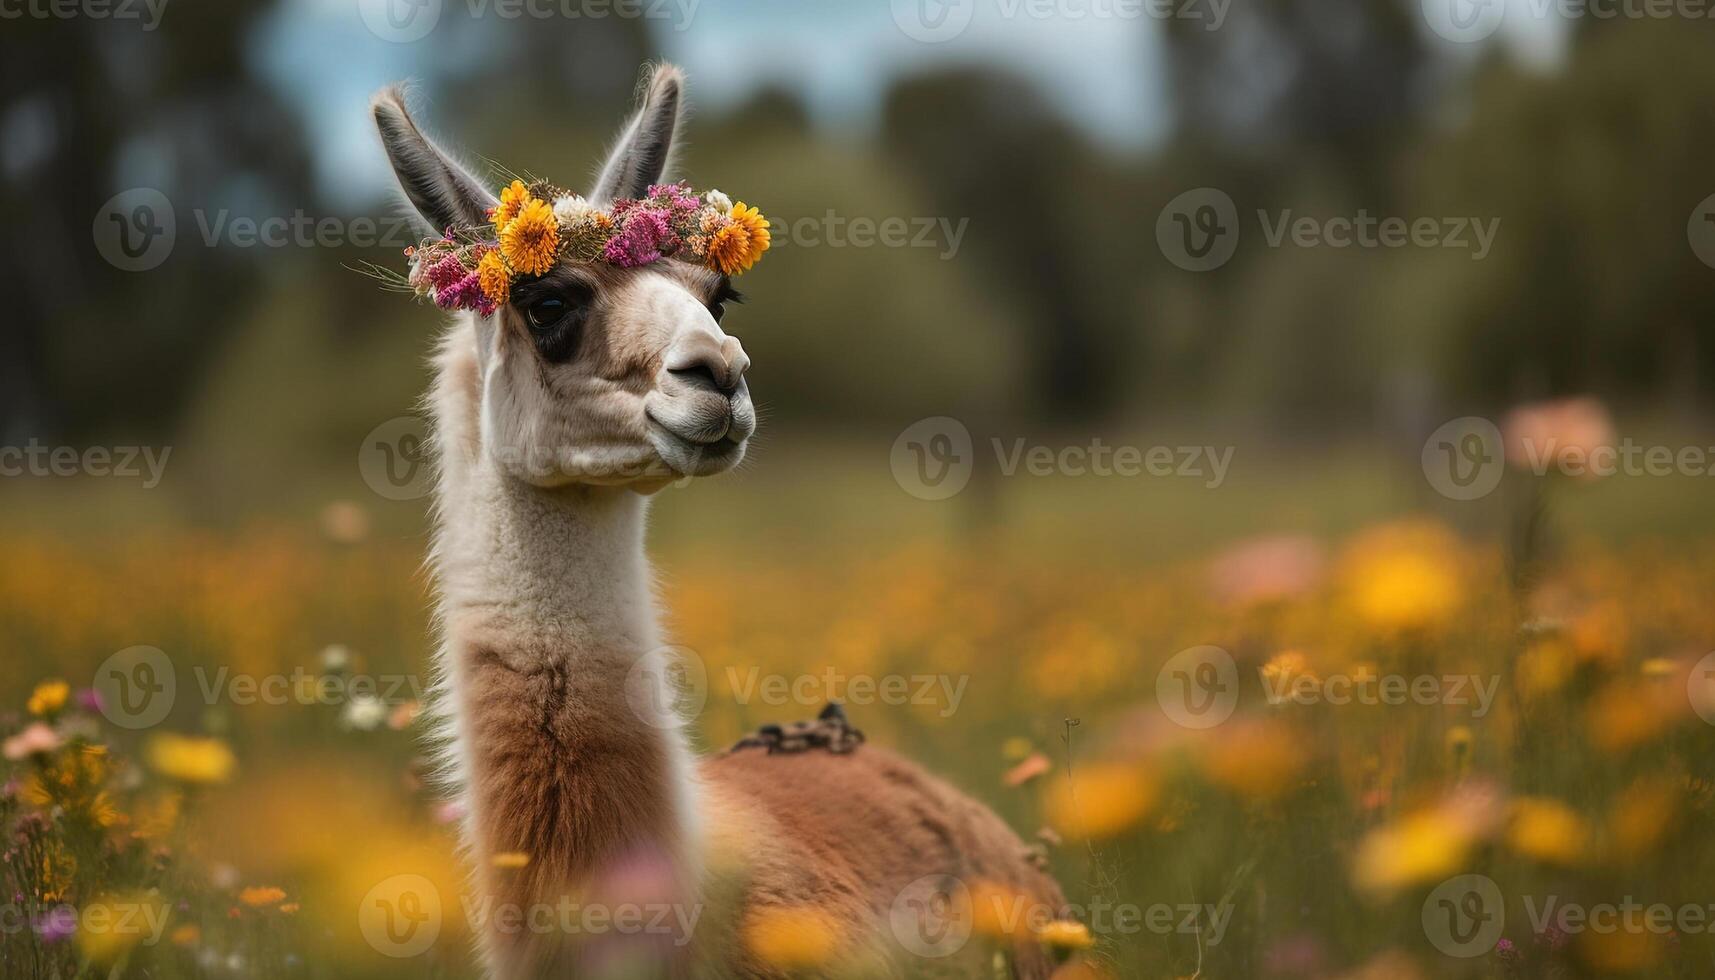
top-left (5, 416), bottom-right (1715, 978)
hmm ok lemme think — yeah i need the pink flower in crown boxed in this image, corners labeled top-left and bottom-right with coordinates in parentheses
top-left (435, 271), bottom-right (485, 312)
top-left (425, 253), bottom-right (468, 293)
top-left (603, 206), bottom-right (677, 267)
top-left (649, 182), bottom-right (701, 213)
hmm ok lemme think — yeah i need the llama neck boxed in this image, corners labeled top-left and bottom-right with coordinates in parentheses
top-left (431, 429), bottom-right (701, 938)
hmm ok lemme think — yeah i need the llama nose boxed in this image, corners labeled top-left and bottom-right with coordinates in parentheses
top-left (666, 332), bottom-right (747, 395)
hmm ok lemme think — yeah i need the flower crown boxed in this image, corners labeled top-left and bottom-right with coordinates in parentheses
top-left (399, 179), bottom-right (770, 315)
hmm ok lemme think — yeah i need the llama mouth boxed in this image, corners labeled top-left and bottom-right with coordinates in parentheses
top-left (646, 420), bottom-right (747, 477)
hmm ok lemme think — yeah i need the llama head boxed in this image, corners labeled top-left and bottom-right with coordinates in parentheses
top-left (372, 65), bottom-right (754, 489)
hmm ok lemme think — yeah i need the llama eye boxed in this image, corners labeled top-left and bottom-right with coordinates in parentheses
top-left (708, 282), bottom-right (743, 324)
top-left (527, 297), bottom-right (566, 329)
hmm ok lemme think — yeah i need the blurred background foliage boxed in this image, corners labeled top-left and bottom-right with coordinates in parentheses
top-left (4, 5), bottom-right (1713, 470)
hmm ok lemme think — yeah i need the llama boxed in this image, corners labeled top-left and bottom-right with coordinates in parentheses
top-left (372, 64), bottom-right (1068, 979)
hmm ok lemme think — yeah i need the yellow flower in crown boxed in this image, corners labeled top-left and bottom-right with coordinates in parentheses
top-left (476, 249), bottom-right (511, 305)
top-left (706, 202), bottom-right (771, 275)
top-left (492, 179), bottom-right (531, 232)
top-left (500, 198), bottom-right (560, 277)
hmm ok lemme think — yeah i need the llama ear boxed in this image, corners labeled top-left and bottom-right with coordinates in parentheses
top-left (590, 64), bottom-right (684, 205)
top-left (371, 85), bottom-right (497, 233)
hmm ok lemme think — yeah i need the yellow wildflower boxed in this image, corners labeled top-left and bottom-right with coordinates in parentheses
top-left (492, 179), bottom-right (530, 232)
top-left (144, 734), bottom-right (236, 784)
top-left (1507, 797), bottom-right (1590, 866)
top-left (28, 679), bottom-right (69, 716)
top-left (1200, 721), bottom-right (1306, 800)
top-left (1579, 930), bottom-right (1662, 973)
top-left (499, 198), bottom-right (559, 277)
top-left (477, 249), bottom-right (511, 306)
top-left (238, 886), bottom-right (287, 907)
top-left (1338, 521), bottom-right (1465, 632)
top-left (1038, 919), bottom-right (1095, 952)
top-left (969, 880), bottom-right (1030, 939)
top-left (707, 202), bottom-right (770, 275)
top-left (742, 906), bottom-right (841, 970)
top-left (1045, 764), bottom-right (1157, 840)
top-left (1351, 790), bottom-right (1499, 895)
top-left (1608, 779), bottom-right (1675, 859)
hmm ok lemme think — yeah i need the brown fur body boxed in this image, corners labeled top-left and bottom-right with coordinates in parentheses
top-left (703, 745), bottom-right (1067, 978)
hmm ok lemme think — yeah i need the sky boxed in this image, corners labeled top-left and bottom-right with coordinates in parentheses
top-left (255, 0), bottom-right (1165, 208)
top-left (252, 0), bottom-right (1566, 210)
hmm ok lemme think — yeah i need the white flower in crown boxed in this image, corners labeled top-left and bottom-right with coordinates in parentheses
top-left (552, 193), bottom-right (596, 229)
top-left (704, 188), bottom-right (732, 213)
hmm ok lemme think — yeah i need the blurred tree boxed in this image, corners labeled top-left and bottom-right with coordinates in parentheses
top-left (1400, 19), bottom-right (1715, 410)
top-left (0, 4), bottom-right (311, 441)
top-left (1161, 0), bottom-right (1431, 205)
top-left (881, 69), bottom-right (1123, 423)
